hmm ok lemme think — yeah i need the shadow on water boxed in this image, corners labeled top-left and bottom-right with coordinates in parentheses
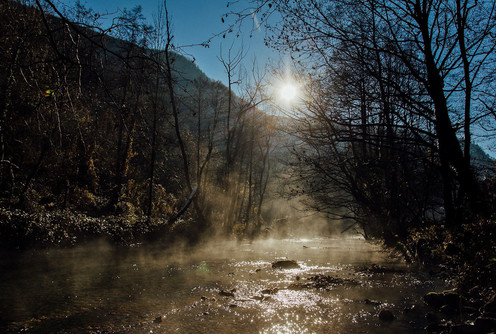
top-left (0, 237), bottom-right (447, 333)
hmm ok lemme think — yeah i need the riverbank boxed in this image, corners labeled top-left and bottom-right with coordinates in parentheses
top-left (0, 208), bottom-right (180, 249)
top-left (396, 215), bottom-right (496, 333)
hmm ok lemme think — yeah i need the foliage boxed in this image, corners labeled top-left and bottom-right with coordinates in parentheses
top-left (402, 214), bottom-right (496, 291)
top-left (0, 207), bottom-right (164, 248)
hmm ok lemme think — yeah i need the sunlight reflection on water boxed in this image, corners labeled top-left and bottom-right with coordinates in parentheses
top-left (0, 237), bottom-right (447, 333)
top-left (261, 322), bottom-right (312, 334)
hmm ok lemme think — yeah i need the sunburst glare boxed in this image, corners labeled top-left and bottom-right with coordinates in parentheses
top-left (278, 82), bottom-right (299, 103)
top-left (275, 76), bottom-right (302, 106)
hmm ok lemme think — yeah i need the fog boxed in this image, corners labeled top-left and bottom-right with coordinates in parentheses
top-left (1, 232), bottom-right (441, 333)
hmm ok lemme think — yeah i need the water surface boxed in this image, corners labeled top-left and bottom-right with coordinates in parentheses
top-left (0, 237), bottom-right (443, 333)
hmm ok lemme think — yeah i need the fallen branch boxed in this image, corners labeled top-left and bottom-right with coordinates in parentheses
top-left (167, 185), bottom-right (198, 225)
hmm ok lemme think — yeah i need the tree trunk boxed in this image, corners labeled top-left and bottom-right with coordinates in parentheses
top-left (415, 6), bottom-right (479, 221)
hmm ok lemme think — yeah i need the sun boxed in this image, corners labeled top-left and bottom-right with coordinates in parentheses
top-left (278, 81), bottom-right (299, 104)
top-left (272, 70), bottom-right (304, 109)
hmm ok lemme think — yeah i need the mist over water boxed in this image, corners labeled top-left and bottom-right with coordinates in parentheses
top-left (0, 233), bottom-right (446, 333)
top-left (261, 197), bottom-right (346, 238)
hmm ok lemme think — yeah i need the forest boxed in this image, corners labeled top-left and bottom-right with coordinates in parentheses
top-left (256, 0), bottom-right (496, 291)
top-left (2, 0), bottom-right (496, 332)
top-left (0, 0), bottom-right (285, 247)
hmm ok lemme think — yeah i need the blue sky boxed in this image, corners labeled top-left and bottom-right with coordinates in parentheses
top-left (59, 1), bottom-right (495, 157)
top-left (69, 0), bottom-right (280, 86)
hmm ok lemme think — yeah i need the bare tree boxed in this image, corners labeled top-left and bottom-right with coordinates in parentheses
top-left (254, 0), bottom-right (496, 226)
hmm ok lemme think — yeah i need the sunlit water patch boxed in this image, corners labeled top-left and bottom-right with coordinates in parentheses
top-left (0, 237), bottom-right (447, 333)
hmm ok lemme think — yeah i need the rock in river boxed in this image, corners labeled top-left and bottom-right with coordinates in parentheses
top-left (219, 289), bottom-right (235, 297)
top-left (272, 260), bottom-right (300, 269)
top-left (261, 288), bottom-right (279, 295)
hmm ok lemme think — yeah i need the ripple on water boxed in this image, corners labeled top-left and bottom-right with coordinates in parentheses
top-left (0, 237), bottom-right (449, 334)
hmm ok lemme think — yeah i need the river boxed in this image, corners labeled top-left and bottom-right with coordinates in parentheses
top-left (0, 237), bottom-right (445, 333)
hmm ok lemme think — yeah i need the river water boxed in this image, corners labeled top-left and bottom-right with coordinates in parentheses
top-left (0, 237), bottom-right (445, 333)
